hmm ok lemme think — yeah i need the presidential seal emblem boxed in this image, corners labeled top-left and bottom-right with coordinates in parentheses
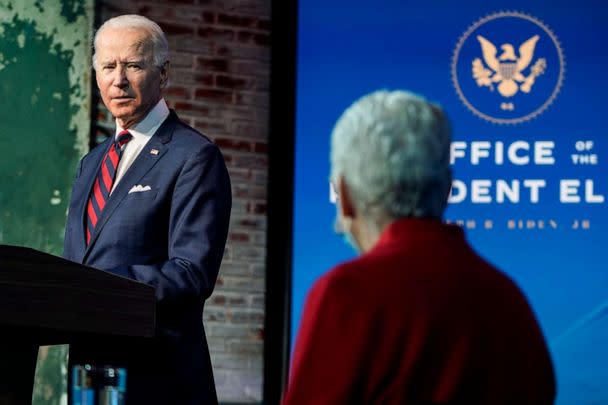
top-left (452, 11), bottom-right (565, 124)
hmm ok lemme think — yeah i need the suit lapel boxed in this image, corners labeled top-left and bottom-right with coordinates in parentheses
top-left (83, 112), bottom-right (177, 263)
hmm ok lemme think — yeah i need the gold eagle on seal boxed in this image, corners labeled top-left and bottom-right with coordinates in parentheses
top-left (472, 35), bottom-right (547, 97)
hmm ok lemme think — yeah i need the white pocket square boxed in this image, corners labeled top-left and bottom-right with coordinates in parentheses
top-left (128, 184), bottom-right (152, 194)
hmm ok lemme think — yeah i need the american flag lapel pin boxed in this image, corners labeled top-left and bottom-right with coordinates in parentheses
top-left (150, 149), bottom-right (159, 155)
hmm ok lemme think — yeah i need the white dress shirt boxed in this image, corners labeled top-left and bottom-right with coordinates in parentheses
top-left (111, 98), bottom-right (170, 193)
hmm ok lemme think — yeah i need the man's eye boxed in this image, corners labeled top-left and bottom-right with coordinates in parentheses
top-left (103, 65), bottom-right (114, 70)
top-left (127, 64), bottom-right (141, 70)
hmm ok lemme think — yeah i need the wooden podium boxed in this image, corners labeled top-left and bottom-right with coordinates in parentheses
top-left (0, 245), bottom-right (155, 404)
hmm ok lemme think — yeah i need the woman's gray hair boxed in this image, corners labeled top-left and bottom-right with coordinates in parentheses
top-left (330, 90), bottom-right (452, 222)
top-left (92, 14), bottom-right (169, 69)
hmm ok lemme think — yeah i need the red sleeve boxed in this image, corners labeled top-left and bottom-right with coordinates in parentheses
top-left (283, 270), bottom-right (368, 405)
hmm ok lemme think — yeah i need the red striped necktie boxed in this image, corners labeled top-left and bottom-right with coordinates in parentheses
top-left (85, 130), bottom-right (133, 244)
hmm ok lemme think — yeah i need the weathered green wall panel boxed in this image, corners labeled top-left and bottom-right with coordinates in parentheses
top-left (0, 1), bottom-right (93, 403)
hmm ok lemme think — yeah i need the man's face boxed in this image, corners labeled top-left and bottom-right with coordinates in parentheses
top-left (95, 27), bottom-right (167, 128)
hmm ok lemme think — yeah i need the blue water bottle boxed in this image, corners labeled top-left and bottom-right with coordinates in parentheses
top-left (71, 364), bottom-right (96, 405)
top-left (98, 366), bottom-right (127, 405)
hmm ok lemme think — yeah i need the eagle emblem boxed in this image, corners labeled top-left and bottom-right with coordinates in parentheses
top-left (472, 35), bottom-right (547, 98)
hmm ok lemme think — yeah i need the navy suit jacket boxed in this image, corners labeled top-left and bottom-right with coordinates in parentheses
top-left (63, 110), bottom-right (231, 404)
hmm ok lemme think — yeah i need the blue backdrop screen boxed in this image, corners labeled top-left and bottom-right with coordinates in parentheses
top-left (291, 1), bottom-right (608, 403)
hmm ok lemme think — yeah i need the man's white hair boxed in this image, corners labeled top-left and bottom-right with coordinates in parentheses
top-left (331, 90), bottom-right (452, 222)
top-left (92, 14), bottom-right (169, 69)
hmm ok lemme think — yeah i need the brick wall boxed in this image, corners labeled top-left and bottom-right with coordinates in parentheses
top-left (95, 0), bottom-right (271, 401)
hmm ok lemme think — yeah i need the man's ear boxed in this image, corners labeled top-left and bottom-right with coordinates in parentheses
top-left (160, 61), bottom-right (170, 88)
top-left (337, 176), bottom-right (356, 219)
top-left (94, 67), bottom-right (101, 89)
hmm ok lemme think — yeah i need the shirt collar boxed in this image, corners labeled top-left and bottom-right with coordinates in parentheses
top-left (115, 98), bottom-right (170, 140)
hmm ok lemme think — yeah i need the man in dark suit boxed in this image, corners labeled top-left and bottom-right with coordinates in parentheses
top-left (283, 91), bottom-right (555, 404)
top-left (63, 14), bottom-right (231, 404)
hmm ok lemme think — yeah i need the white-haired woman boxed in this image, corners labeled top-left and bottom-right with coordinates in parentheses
top-left (284, 91), bottom-right (555, 405)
